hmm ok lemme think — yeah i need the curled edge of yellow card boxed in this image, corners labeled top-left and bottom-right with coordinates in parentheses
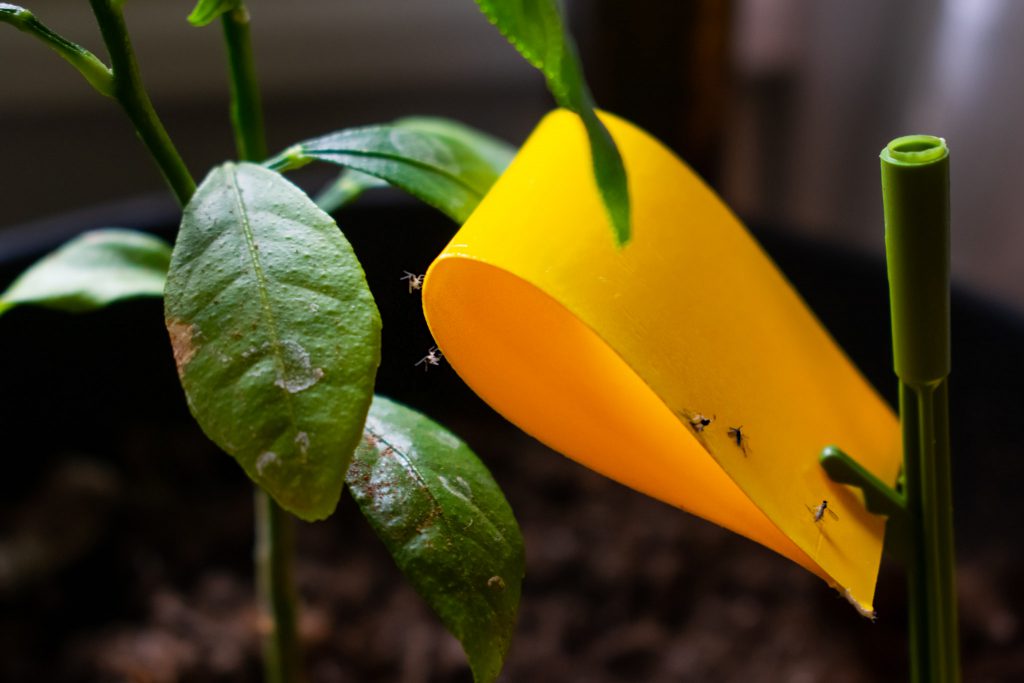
top-left (422, 109), bottom-right (901, 614)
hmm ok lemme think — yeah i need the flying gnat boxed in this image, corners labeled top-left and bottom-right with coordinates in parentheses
top-left (415, 345), bottom-right (443, 371)
top-left (401, 271), bottom-right (424, 293)
top-left (727, 426), bottom-right (749, 456)
top-left (689, 413), bottom-right (714, 433)
top-left (807, 499), bottom-right (839, 524)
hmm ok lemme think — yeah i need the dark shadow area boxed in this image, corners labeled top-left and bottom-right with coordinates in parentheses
top-left (1, 197), bottom-right (1020, 681)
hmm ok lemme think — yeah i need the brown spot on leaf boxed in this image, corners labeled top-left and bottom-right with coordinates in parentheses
top-left (167, 318), bottom-right (199, 375)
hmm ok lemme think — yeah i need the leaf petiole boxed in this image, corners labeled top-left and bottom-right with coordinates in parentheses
top-left (0, 3), bottom-right (114, 98)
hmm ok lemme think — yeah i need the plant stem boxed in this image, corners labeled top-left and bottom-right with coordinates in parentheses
top-left (220, 6), bottom-right (303, 682)
top-left (254, 489), bottom-right (303, 683)
top-left (221, 5), bottom-right (268, 162)
top-left (881, 136), bottom-right (960, 682)
top-left (88, 0), bottom-right (196, 205)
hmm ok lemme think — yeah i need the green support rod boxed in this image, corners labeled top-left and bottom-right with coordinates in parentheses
top-left (880, 135), bottom-right (959, 683)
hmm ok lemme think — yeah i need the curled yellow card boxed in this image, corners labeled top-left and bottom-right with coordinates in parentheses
top-left (422, 109), bottom-right (901, 614)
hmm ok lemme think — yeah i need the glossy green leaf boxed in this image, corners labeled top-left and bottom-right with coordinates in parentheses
top-left (348, 397), bottom-right (524, 683)
top-left (267, 118), bottom-right (515, 224)
top-left (164, 162), bottom-right (381, 521)
top-left (473, 0), bottom-right (631, 243)
top-left (187, 0), bottom-right (241, 27)
top-left (0, 229), bottom-right (170, 318)
top-left (395, 117), bottom-right (516, 176)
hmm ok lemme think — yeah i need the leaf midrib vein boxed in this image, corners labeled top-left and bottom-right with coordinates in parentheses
top-left (305, 147), bottom-right (490, 199)
top-left (228, 165), bottom-right (300, 437)
top-left (363, 427), bottom-right (511, 557)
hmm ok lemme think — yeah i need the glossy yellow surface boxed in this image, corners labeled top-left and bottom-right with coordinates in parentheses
top-left (422, 110), bottom-right (901, 613)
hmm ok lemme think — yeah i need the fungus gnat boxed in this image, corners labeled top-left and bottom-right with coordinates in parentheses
top-left (415, 346), bottom-right (443, 371)
top-left (689, 413), bottom-right (714, 433)
top-left (401, 271), bottom-right (425, 293)
top-left (727, 426), bottom-right (748, 456)
top-left (808, 499), bottom-right (839, 523)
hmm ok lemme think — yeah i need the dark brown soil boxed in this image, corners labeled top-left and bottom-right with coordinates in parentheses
top-left (2, 202), bottom-right (1021, 682)
top-left (1, 406), bottom-right (1022, 683)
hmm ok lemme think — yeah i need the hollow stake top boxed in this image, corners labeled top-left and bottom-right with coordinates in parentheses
top-left (880, 135), bottom-right (950, 384)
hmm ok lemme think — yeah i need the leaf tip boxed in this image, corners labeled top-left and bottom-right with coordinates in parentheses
top-left (0, 4), bottom-right (32, 23)
top-left (612, 211), bottom-right (632, 247)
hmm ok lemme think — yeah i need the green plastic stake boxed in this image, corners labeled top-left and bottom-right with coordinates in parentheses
top-left (881, 135), bottom-right (960, 683)
top-left (881, 135), bottom-right (951, 384)
top-left (819, 446), bottom-right (904, 518)
top-left (819, 446), bottom-right (908, 564)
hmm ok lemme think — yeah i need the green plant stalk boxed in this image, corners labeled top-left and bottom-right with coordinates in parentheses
top-left (220, 6), bottom-right (303, 682)
top-left (881, 136), bottom-right (959, 683)
top-left (88, 0), bottom-right (196, 205)
top-left (222, 5), bottom-right (268, 162)
top-left (254, 489), bottom-right (303, 683)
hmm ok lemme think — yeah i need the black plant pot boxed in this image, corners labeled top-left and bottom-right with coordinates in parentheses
top-left (1, 195), bottom-right (1021, 682)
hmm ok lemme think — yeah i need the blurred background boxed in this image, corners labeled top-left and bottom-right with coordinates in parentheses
top-left (2, 0), bottom-right (1022, 314)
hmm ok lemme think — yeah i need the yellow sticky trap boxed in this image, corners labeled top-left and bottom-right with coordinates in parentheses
top-left (422, 110), bottom-right (901, 613)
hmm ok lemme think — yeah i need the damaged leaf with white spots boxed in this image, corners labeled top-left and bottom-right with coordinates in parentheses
top-left (164, 162), bottom-right (381, 521)
top-left (347, 396), bottom-right (524, 683)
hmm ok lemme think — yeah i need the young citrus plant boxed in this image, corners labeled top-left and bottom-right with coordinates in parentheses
top-left (0, 1), bottom-right (627, 680)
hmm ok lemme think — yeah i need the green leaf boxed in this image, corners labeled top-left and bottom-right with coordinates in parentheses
top-left (395, 117), bottom-right (516, 176)
top-left (348, 397), bottom-right (524, 683)
top-left (164, 162), bottom-right (381, 521)
top-left (473, 0), bottom-right (631, 243)
top-left (187, 0), bottom-right (241, 27)
top-left (267, 118), bottom-right (515, 224)
top-left (581, 109), bottom-right (631, 244)
top-left (0, 229), bottom-right (170, 318)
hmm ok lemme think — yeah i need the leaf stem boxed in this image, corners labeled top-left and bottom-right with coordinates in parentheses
top-left (219, 6), bottom-right (302, 681)
top-left (88, 0), bottom-right (196, 205)
top-left (0, 4), bottom-right (114, 97)
top-left (255, 489), bottom-right (303, 683)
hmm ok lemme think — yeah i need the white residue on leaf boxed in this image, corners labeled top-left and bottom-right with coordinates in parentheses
top-left (434, 429), bottom-right (460, 450)
top-left (294, 431), bottom-right (310, 457)
top-left (365, 416), bottom-right (414, 456)
top-left (438, 475), bottom-right (472, 503)
top-left (256, 451), bottom-right (278, 476)
top-left (274, 339), bottom-right (324, 393)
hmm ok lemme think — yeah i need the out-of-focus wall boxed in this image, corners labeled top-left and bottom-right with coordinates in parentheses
top-left (4, 1), bottom-right (1022, 315)
top-left (723, 0), bottom-right (1024, 313)
top-left (0, 0), bottom-right (546, 227)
